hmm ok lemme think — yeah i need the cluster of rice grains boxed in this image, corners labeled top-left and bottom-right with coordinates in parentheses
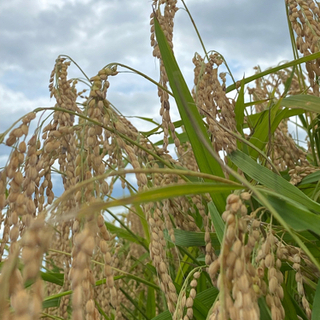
top-left (0, 55), bottom-right (153, 320)
top-left (287, 0), bottom-right (320, 94)
top-left (207, 194), bottom-right (281, 320)
top-left (192, 53), bottom-right (237, 156)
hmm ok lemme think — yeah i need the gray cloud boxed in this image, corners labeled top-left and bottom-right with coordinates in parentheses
top-left (1, 0), bottom-right (296, 162)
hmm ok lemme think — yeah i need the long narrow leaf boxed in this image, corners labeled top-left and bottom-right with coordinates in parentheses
top-left (312, 279), bottom-right (320, 320)
top-left (77, 182), bottom-right (242, 217)
top-left (282, 94), bottom-right (320, 113)
top-left (229, 149), bottom-right (320, 213)
top-left (248, 99), bottom-right (280, 159)
top-left (146, 286), bottom-right (156, 320)
top-left (165, 228), bottom-right (220, 247)
top-left (234, 79), bottom-right (245, 135)
top-left (154, 16), bottom-right (227, 213)
top-left (261, 192), bottom-right (320, 234)
top-left (208, 202), bottom-right (225, 244)
top-left (151, 311), bottom-right (172, 320)
top-left (226, 51), bottom-right (320, 92)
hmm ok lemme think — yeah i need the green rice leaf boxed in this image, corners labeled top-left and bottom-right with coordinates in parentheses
top-left (153, 15), bottom-right (227, 213)
top-left (229, 149), bottom-right (320, 213)
top-left (261, 191), bottom-right (320, 234)
top-left (208, 202), bottom-right (225, 244)
top-left (40, 271), bottom-right (64, 286)
top-left (282, 94), bottom-right (320, 113)
top-left (234, 79), bottom-right (245, 135)
top-left (312, 279), bottom-right (320, 320)
top-left (258, 297), bottom-right (272, 320)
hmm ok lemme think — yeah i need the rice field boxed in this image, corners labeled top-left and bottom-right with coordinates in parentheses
top-left (1, 1), bottom-right (320, 319)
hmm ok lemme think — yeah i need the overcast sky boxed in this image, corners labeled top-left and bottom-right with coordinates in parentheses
top-left (0, 0), bottom-right (293, 196)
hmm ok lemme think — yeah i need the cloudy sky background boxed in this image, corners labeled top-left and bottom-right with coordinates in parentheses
top-left (0, 0), bottom-right (293, 197)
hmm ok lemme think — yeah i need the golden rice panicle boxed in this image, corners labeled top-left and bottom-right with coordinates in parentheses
top-left (127, 207), bottom-right (146, 258)
top-left (192, 53), bottom-right (237, 156)
top-left (173, 268), bottom-right (203, 320)
top-left (162, 199), bottom-right (176, 243)
top-left (158, 60), bottom-right (180, 152)
top-left (286, 0), bottom-right (320, 94)
top-left (95, 263), bottom-right (111, 318)
top-left (57, 223), bottom-right (73, 318)
top-left (2, 112), bottom-right (36, 259)
top-left (8, 215), bottom-right (51, 320)
top-left (0, 246), bottom-right (24, 318)
top-left (46, 58), bottom-right (78, 189)
top-left (150, 1), bottom-right (180, 152)
top-left (1, 115), bottom-right (35, 261)
top-left (289, 251), bottom-right (312, 319)
top-left (93, 67), bottom-right (124, 189)
top-left (0, 172), bottom-right (9, 262)
top-left (81, 219), bottom-right (101, 320)
top-left (208, 193), bottom-right (260, 320)
top-left (150, 0), bottom-right (178, 57)
top-left (149, 205), bottom-right (177, 313)
top-left (184, 271), bottom-right (201, 320)
top-left (39, 59), bottom-right (78, 213)
top-left (123, 143), bottom-right (148, 189)
top-left (0, 112), bottom-right (36, 318)
top-left (189, 194), bottom-right (216, 266)
top-left (247, 217), bottom-right (268, 299)
top-left (5, 111), bottom-right (35, 148)
top-left (247, 66), bottom-right (272, 113)
top-left (69, 224), bottom-right (96, 320)
top-left (255, 231), bottom-right (285, 320)
top-left (21, 215), bottom-right (51, 280)
top-left (42, 58), bottom-right (80, 317)
top-left (97, 215), bottom-right (121, 318)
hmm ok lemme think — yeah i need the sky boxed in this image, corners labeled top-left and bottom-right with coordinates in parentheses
top-left (0, 0), bottom-right (293, 196)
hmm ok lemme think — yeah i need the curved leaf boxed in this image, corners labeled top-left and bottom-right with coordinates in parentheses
top-left (229, 149), bottom-right (320, 213)
top-left (154, 15), bottom-right (227, 213)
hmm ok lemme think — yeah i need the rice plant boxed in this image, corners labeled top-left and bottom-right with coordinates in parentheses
top-left (1, 1), bottom-right (320, 320)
